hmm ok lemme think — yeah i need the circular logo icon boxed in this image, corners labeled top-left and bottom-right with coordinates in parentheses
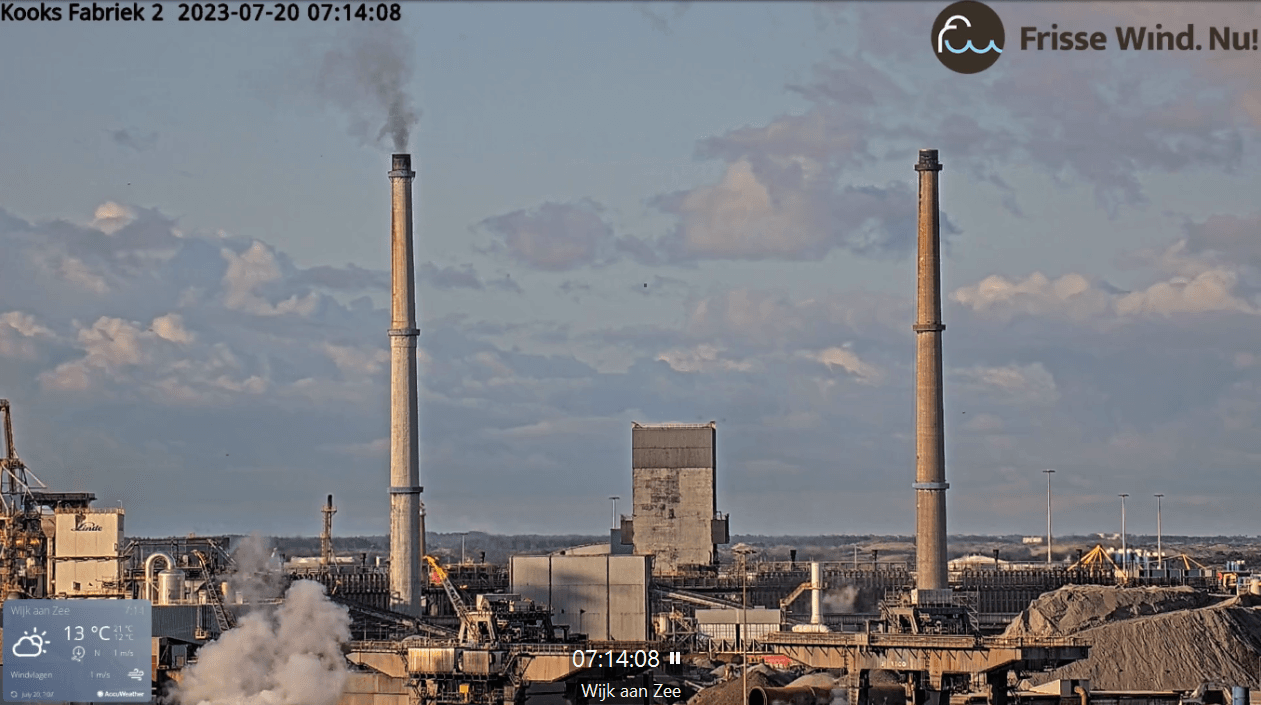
top-left (932, 1), bottom-right (1005, 74)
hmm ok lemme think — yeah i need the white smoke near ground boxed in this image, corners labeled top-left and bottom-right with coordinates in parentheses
top-left (821, 586), bottom-right (860, 614)
top-left (175, 580), bottom-right (352, 705)
top-left (318, 24), bottom-right (420, 152)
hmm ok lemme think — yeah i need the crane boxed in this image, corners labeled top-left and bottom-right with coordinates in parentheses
top-left (425, 554), bottom-right (499, 644)
top-left (0, 399), bottom-right (48, 513)
top-left (425, 554), bottom-right (470, 622)
top-left (0, 400), bottom-right (51, 598)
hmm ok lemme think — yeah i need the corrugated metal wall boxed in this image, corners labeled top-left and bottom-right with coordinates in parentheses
top-left (509, 555), bottom-right (650, 641)
top-left (632, 426), bottom-right (714, 469)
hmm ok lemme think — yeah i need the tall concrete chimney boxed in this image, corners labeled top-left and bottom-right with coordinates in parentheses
top-left (913, 148), bottom-right (948, 593)
top-left (389, 153), bottom-right (424, 616)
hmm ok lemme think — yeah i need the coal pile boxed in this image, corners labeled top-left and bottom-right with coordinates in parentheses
top-left (1006, 586), bottom-right (1261, 691)
top-left (1003, 585), bottom-right (1216, 638)
top-left (688, 669), bottom-right (778, 705)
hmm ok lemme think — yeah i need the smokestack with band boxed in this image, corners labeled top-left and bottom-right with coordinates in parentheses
top-left (389, 153), bottom-right (424, 616)
top-left (913, 148), bottom-right (948, 593)
top-left (810, 561), bottom-right (821, 625)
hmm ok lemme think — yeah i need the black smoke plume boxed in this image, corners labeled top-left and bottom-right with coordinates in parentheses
top-left (318, 25), bottom-right (420, 152)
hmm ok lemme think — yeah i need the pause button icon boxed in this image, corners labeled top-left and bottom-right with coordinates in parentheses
top-left (667, 651), bottom-right (681, 665)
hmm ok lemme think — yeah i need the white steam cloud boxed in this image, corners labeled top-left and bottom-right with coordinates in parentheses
top-left (821, 586), bottom-right (859, 614)
top-left (318, 25), bottom-right (421, 152)
top-left (228, 534), bottom-right (285, 603)
top-left (176, 580), bottom-right (351, 705)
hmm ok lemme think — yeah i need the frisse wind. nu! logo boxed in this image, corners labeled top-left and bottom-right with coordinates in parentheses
top-left (933, 1), bottom-right (1006, 74)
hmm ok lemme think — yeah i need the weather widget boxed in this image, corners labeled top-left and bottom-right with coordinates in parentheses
top-left (3, 600), bottom-right (151, 702)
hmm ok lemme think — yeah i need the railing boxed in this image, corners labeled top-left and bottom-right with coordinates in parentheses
top-left (349, 640), bottom-right (408, 653)
top-left (761, 630), bottom-right (1087, 650)
top-left (982, 635), bottom-right (1089, 649)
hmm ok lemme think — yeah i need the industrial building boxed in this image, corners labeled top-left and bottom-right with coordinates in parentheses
top-left (49, 507), bottom-right (125, 597)
top-left (621, 422), bottom-right (729, 573)
top-left (510, 554), bottom-right (652, 641)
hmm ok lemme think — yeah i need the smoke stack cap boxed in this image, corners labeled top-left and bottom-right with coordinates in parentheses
top-left (915, 149), bottom-right (942, 172)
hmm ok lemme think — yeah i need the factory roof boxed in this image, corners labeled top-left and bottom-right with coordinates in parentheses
top-left (631, 421), bottom-right (716, 429)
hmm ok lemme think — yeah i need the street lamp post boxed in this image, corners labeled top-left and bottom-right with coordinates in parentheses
top-left (1119, 494), bottom-right (1129, 574)
top-left (743, 568), bottom-right (747, 705)
top-left (1044, 469), bottom-right (1055, 565)
top-left (460, 532), bottom-right (468, 565)
top-left (732, 545), bottom-right (757, 705)
top-left (1155, 494), bottom-right (1164, 572)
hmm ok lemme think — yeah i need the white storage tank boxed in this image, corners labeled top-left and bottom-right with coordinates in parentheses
top-left (157, 568), bottom-right (185, 606)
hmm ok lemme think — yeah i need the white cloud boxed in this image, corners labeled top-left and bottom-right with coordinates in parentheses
top-left (151, 313), bottom-right (195, 344)
top-left (653, 157), bottom-right (930, 261)
top-left (1115, 269), bottom-right (1256, 317)
top-left (657, 344), bottom-right (755, 373)
top-left (668, 159), bottom-right (787, 257)
top-left (38, 315), bottom-right (269, 403)
top-left (807, 346), bottom-right (884, 385)
top-left (221, 241), bottom-right (320, 317)
top-left (953, 267), bottom-right (1257, 322)
top-left (323, 343), bottom-right (388, 377)
top-left (91, 201), bottom-right (136, 235)
top-left (58, 256), bottom-right (110, 294)
top-left (957, 363), bottom-right (1059, 405)
top-left (0, 311), bottom-right (54, 360)
top-left (951, 272), bottom-right (1112, 322)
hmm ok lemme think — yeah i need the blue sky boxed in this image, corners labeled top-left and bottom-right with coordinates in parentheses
top-left (1, 2), bottom-right (1259, 539)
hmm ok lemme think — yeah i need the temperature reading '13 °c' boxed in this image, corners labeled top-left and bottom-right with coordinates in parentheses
top-left (62, 624), bottom-right (134, 642)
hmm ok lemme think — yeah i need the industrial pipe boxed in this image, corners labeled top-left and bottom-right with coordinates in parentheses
top-left (143, 552), bottom-right (175, 602)
top-left (748, 686), bottom-right (834, 705)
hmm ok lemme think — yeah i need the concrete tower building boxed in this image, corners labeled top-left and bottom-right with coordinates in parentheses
top-left (621, 422), bottom-right (729, 574)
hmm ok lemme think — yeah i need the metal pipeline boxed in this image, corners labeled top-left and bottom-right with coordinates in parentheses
top-left (748, 686), bottom-right (835, 705)
top-left (143, 552), bottom-right (175, 601)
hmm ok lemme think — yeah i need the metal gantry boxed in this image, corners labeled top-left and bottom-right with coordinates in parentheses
top-left (0, 399), bottom-right (50, 598)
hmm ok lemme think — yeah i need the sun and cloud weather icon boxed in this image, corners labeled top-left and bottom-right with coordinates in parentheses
top-left (11, 628), bottom-right (49, 658)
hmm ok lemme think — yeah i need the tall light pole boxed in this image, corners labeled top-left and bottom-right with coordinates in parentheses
top-left (1154, 494), bottom-right (1164, 572)
top-left (460, 532), bottom-right (469, 565)
top-left (1119, 493), bottom-right (1129, 574)
top-left (1044, 469), bottom-right (1055, 565)
top-left (608, 496), bottom-right (620, 529)
top-left (733, 544), bottom-right (757, 705)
